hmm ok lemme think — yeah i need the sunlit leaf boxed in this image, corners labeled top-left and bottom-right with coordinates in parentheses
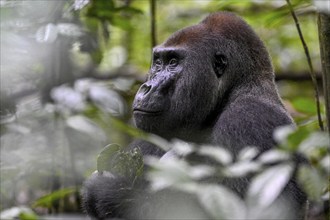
top-left (171, 139), bottom-right (195, 156)
top-left (320, 155), bottom-right (330, 173)
top-left (237, 146), bottom-right (259, 161)
top-left (258, 149), bottom-right (291, 164)
top-left (197, 184), bottom-right (246, 219)
top-left (285, 126), bottom-right (310, 151)
top-left (198, 146), bottom-right (232, 165)
top-left (57, 23), bottom-right (83, 37)
top-left (298, 131), bottom-right (330, 158)
top-left (66, 115), bottom-right (105, 140)
top-left (160, 150), bottom-right (177, 161)
top-left (147, 156), bottom-right (214, 192)
top-left (89, 86), bottom-right (126, 116)
top-left (74, 0), bottom-right (90, 10)
top-left (51, 85), bottom-right (86, 112)
top-left (146, 157), bottom-right (192, 191)
top-left (273, 125), bottom-right (295, 145)
top-left (35, 23), bottom-right (58, 43)
top-left (224, 161), bottom-right (261, 177)
top-left (247, 163), bottom-right (294, 208)
top-left (147, 134), bottom-right (171, 152)
top-left (298, 165), bottom-right (326, 201)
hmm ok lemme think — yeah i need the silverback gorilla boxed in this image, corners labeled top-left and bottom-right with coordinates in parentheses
top-left (82, 12), bottom-right (306, 219)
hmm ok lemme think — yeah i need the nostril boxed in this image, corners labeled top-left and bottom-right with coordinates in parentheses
top-left (140, 84), bottom-right (152, 96)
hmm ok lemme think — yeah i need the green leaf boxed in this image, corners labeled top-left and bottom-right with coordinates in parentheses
top-left (97, 143), bottom-right (122, 173)
top-left (273, 125), bottom-right (295, 145)
top-left (297, 165), bottom-right (326, 201)
top-left (247, 163), bottom-right (294, 208)
top-left (285, 126), bottom-right (310, 151)
top-left (111, 118), bottom-right (147, 139)
top-left (110, 118), bottom-right (171, 152)
top-left (19, 212), bottom-right (38, 220)
top-left (32, 188), bottom-right (77, 208)
top-left (111, 16), bottom-right (132, 30)
top-left (298, 131), bottom-right (330, 159)
top-left (97, 143), bottom-right (144, 178)
top-left (115, 6), bottom-right (144, 15)
top-left (291, 97), bottom-right (317, 115)
top-left (197, 184), bottom-right (246, 219)
top-left (0, 207), bottom-right (38, 220)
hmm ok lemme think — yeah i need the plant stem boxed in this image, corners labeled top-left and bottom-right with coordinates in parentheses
top-left (286, 0), bottom-right (324, 131)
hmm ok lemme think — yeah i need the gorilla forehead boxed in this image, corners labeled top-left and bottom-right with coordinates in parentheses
top-left (164, 12), bottom-right (254, 47)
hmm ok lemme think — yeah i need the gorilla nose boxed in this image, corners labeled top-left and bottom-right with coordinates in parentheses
top-left (139, 84), bottom-right (152, 96)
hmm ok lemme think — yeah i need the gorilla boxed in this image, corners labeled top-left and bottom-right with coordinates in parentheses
top-left (82, 12), bottom-right (306, 219)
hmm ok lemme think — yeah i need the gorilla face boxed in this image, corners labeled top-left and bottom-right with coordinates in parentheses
top-left (132, 12), bottom-right (273, 138)
top-left (132, 36), bottom-right (224, 137)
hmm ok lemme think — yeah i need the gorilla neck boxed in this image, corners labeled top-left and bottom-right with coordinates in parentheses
top-left (228, 78), bottom-right (281, 105)
top-left (156, 126), bottom-right (212, 144)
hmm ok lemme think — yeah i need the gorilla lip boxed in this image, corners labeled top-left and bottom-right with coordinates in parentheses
top-left (133, 108), bottom-right (162, 115)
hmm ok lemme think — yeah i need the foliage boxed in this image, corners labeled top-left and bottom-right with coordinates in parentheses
top-left (0, 206), bottom-right (38, 220)
top-left (145, 126), bottom-right (329, 219)
top-left (97, 143), bottom-right (144, 179)
top-left (32, 188), bottom-right (78, 209)
top-left (0, 0), bottom-right (328, 219)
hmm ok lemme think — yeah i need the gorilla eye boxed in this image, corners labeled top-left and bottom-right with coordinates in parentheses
top-left (154, 59), bottom-right (162, 66)
top-left (153, 59), bottom-right (162, 71)
top-left (169, 58), bottom-right (178, 66)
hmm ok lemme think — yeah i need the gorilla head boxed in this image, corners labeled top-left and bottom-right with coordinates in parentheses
top-left (133, 12), bottom-right (276, 139)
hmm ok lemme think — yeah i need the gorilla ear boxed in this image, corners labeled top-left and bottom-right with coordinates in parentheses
top-left (214, 52), bottom-right (228, 78)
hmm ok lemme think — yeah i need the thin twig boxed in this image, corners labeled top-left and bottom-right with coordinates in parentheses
top-left (150, 0), bottom-right (157, 48)
top-left (286, 0), bottom-right (324, 131)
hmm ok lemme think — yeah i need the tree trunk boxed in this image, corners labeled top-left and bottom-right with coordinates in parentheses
top-left (318, 13), bottom-right (330, 135)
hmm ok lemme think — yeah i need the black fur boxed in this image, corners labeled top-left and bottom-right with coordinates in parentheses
top-left (82, 12), bottom-right (305, 219)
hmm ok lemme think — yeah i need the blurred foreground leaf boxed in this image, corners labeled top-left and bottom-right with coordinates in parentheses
top-left (0, 206), bottom-right (38, 220)
top-left (197, 184), bottom-right (246, 219)
top-left (146, 157), bottom-right (214, 191)
top-left (297, 165), bottom-right (327, 201)
top-left (198, 146), bottom-right (232, 165)
top-left (32, 188), bottom-right (77, 208)
top-left (247, 163), bottom-right (294, 208)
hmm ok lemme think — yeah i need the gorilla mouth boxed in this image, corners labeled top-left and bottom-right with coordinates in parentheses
top-left (133, 108), bottom-right (162, 115)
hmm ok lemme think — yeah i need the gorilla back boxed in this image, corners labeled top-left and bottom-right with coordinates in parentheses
top-left (82, 12), bottom-right (306, 219)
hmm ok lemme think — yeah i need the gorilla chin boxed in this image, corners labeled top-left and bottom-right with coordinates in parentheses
top-left (133, 110), bottom-right (167, 134)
